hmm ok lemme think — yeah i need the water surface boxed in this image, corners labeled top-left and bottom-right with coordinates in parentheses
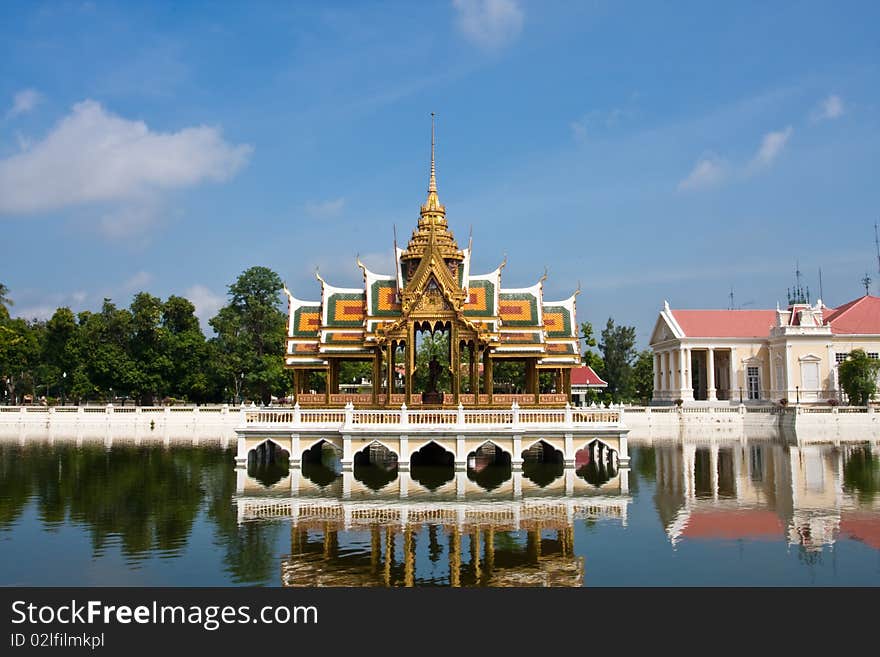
top-left (1, 436), bottom-right (879, 586)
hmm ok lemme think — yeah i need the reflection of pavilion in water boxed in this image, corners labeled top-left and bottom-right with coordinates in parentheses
top-left (236, 457), bottom-right (630, 586)
top-left (648, 437), bottom-right (880, 552)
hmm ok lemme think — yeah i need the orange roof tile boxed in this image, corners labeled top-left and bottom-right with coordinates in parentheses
top-left (671, 310), bottom-right (778, 338)
top-left (682, 510), bottom-right (783, 540)
top-left (825, 295), bottom-right (880, 335)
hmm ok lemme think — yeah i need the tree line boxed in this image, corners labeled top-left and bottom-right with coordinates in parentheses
top-left (0, 268), bottom-right (656, 406)
top-left (0, 267), bottom-right (287, 405)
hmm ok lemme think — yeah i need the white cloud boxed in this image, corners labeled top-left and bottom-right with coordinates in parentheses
top-left (123, 271), bottom-right (153, 292)
top-left (185, 284), bottom-right (224, 330)
top-left (99, 202), bottom-right (164, 239)
top-left (677, 156), bottom-right (725, 191)
top-left (0, 99), bottom-right (252, 215)
top-left (453, 0), bottom-right (524, 50)
top-left (304, 197), bottom-right (346, 218)
top-left (7, 89), bottom-right (42, 118)
top-left (750, 126), bottom-right (792, 169)
top-left (811, 94), bottom-right (844, 121)
top-left (570, 119), bottom-right (588, 143)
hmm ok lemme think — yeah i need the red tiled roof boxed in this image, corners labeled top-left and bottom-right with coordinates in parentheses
top-left (671, 310), bottom-right (778, 338)
top-left (840, 512), bottom-right (880, 551)
top-left (570, 365), bottom-right (607, 387)
top-left (682, 510), bottom-right (783, 540)
top-left (825, 295), bottom-right (880, 335)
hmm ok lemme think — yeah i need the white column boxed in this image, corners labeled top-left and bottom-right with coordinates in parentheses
top-left (710, 444), bottom-right (719, 500)
top-left (785, 344), bottom-right (793, 402)
top-left (729, 347), bottom-right (737, 403)
top-left (663, 351), bottom-right (669, 397)
top-left (678, 347), bottom-right (686, 399)
top-left (707, 348), bottom-right (717, 401)
top-left (512, 435), bottom-right (523, 470)
top-left (341, 435), bottom-right (353, 471)
top-left (653, 352), bottom-right (660, 399)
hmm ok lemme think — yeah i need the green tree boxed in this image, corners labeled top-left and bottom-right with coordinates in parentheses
top-left (210, 267), bottom-right (287, 405)
top-left (0, 318), bottom-right (41, 403)
top-left (838, 349), bottom-right (880, 406)
top-left (163, 296), bottom-right (211, 402)
top-left (598, 318), bottom-right (637, 402)
top-left (413, 331), bottom-right (450, 392)
top-left (77, 300), bottom-right (137, 401)
top-left (632, 349), bottom-right (654, 404)
top-left (0, 283), bottom-right (11, 321)
top-left (130, 292), bottom-right (170, 404)
top-left (579, 321), bottom-right (604, 371)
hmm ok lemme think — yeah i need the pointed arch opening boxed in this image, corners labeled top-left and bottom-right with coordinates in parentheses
top-left (410, 441), bottom-right (455, 490)
top-left (301, 439), bottom-right (342, 487)
top-left (521, 440), bottom-right (564, 487)
top-left (466, 441), bottom-right (511, 491)
top-left (353, 441), bottom-right (399, 491)
top-left (575, 439), bottom-right (618, 487)
top-left (247, 439), bottom-right (290, 487)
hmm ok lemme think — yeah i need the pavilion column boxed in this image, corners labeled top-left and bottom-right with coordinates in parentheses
top-left (405, 326), bottom-right (413, 406)
top-left (293, 370), bottom-right (301, 403)
top-left (563, 367), bottom-right (571, 398)
top-left (531, 360), bottom-right (540, 405)
top-left (371, 351), bottom-right (380, 405)
top-left (707, 348), bottom-right (717, 401)
top-left (386, 341), bottom-right (394, 405)
top-left (324, 366), bottom-right (330, 406)
top-left (452, 327), bottom-right (460, 406)
top-left (485, 353), bottom-right (494, 405)
top-left (468, 342), bottom-right (480, 406)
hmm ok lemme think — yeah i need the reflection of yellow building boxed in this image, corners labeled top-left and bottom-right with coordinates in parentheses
top-left (280, 515), bottom-right (583, 587)
top-left (650, 294), bottom-right (880, 404)
top-left (648, 437), bottom-right (880, 552)
top-left (237, 466), bottom-right (630, 587)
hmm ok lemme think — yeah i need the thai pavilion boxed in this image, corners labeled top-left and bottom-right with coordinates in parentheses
top-left (283, 122), bottom-right (581, 408)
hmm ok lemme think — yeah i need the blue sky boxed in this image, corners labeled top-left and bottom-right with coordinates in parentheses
top-left (1, 1), bottom-right (878, 346)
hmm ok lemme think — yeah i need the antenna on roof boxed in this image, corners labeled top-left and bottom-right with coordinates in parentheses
top-left (728, 288), bottom-right (734, 311)
top-left (863, 273), bottom-right (872, 296)
top-left (818, 267), bottom-right (824, 302)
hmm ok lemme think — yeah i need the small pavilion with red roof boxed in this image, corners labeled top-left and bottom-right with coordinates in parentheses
top-left (649, 294), bottom-right (880, 404)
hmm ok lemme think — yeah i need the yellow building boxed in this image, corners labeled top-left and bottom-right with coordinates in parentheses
top-left (649, 294), bottom-right (880, 404)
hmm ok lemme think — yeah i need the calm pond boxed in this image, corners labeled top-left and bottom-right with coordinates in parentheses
top-left (1, 437), bottom-right (878, 586)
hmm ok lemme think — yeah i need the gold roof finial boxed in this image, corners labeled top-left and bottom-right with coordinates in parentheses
top-left (429, 112), bottom-right (437, 194)
top-left (420, 112), bottom-right (445, 220)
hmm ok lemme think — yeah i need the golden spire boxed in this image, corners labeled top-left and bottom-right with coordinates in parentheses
top-left (429, 112), bottom-right (437, 194)
top-left (421, 112), bottom-right (445, 220)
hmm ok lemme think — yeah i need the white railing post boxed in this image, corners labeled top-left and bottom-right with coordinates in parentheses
top-left (343, 402), bottom-right (354, 430)
top-left (238, 405), bottom-right (247, 426)
top-left (400, 403), bottom-right (409, 427)
top-left (293, 402), bottom-right (301, 425)
top-left (457, 402), bottom-right (465, 428)
top-left (512, 401), bottom-right (520, 430)
top-left (564, 402), bottom-right (572, 426)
